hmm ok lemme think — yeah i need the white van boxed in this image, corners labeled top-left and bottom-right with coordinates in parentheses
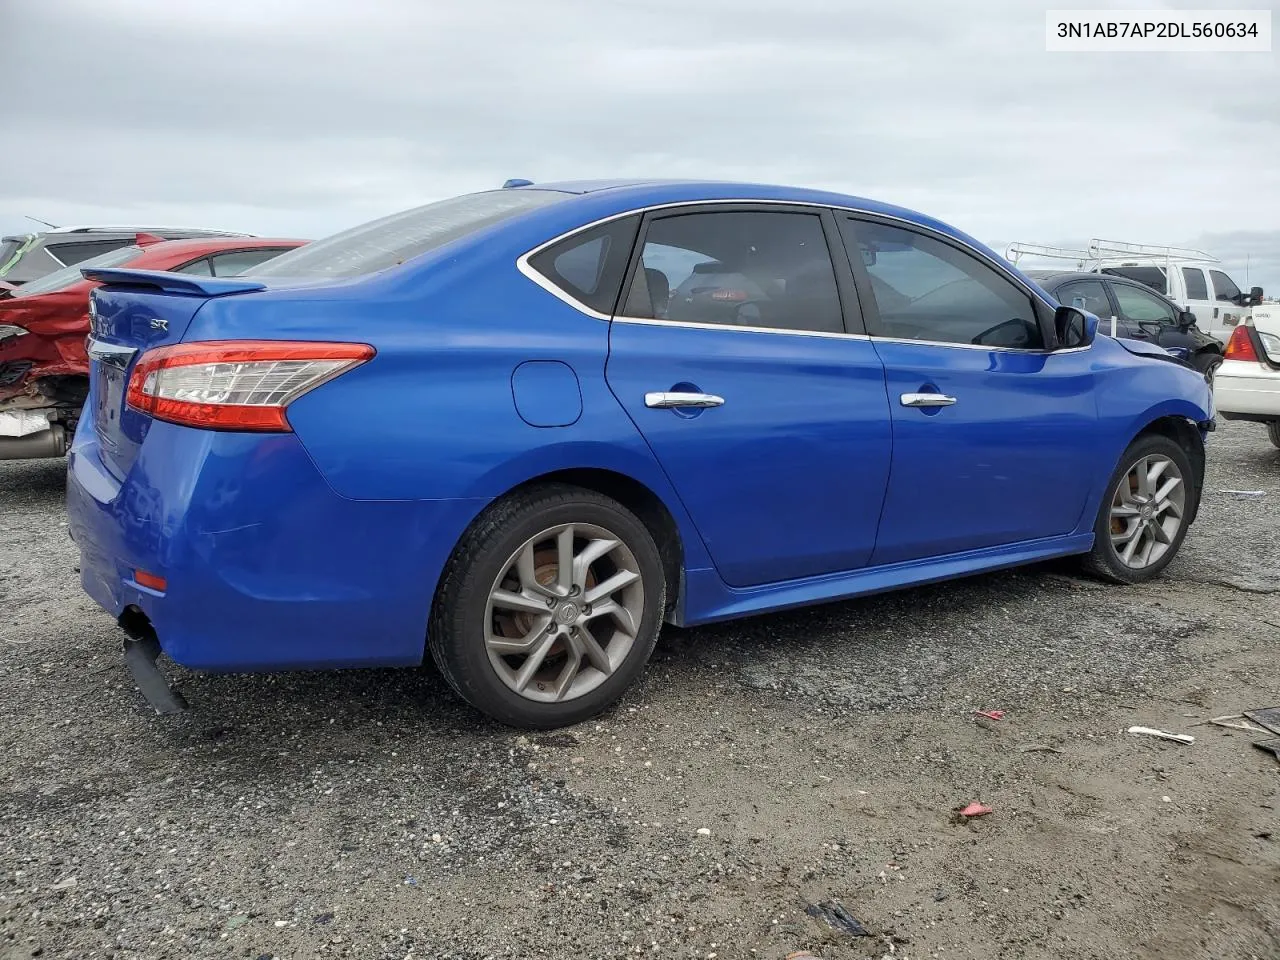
top-left (1006, 239), bottom-right (1264, 344)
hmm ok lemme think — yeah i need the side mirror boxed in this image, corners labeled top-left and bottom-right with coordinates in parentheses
top-left (1054, 305), bottom-right (1096, 349)
top-left (1250, 286), bottom-right (1264, 306)
top-left (1178, 309), bottom-right (1196, 329)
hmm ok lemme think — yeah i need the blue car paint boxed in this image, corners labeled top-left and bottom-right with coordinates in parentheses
top-left (67, 179), bottom-right (1213, 676)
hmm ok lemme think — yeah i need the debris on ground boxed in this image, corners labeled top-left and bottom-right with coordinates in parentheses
top-left (1221, 489), bottom-right (1266, 498)
top-left (1127, 726), bottom-right (1195, 744)
top-left (1019, 744), bottom-right (1064, 754)
top-left (1199, 715), bottom-right (1270, 734)
top-left (784, 953), bottom-right (820, 960)
top-left (957, 802), bottom-right (993, 818)
top-left (1243, 707), bottom-right (1280, 736)
top-left (805, 900), bottom-right (871, 937)
top-left (974, 709), bottom-right (1005, 720)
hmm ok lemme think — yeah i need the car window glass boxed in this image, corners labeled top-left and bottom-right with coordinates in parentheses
top-left (247, 189), bottom-right (566, 280)
top-left (10, 244), bottom-right (143, 298)
top-left (527, 216), bottom-right (640, 315)
top-left (210, 249), bottom-right (293, 276)
top-left (843, 219), bottom-right (1042, 349)
top-left (1101, 266), bottom-right (1167, 294)
top-left (1113, 283), bottom-right (1176, 322)
top-left (1181, 267), bottom-right (1208, 301)
top-left (174, 258), bottom-right (213, 276)
top-left (1056, 280), bottom-right (1111, 317)
top-left (1210, 270), bottom-right (1241, 302)
top-left (46, 239), bottom-right (133, 266)
top-left (623, 211), bottom-right (843, 334)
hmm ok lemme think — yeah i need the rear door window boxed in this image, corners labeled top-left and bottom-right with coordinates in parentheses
top-left (1113, 283), bottom-right (1177, 322)
top-left (1181, 267), bottom-right (1208, 300)
top-left (1101, 266), bottom-right (1167, 294)
top-left (621, 209), bottom-right (845, 334)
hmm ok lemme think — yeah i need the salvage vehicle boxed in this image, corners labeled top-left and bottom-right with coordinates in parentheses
top-left (0, 225), bottom-right (250, 286)
top-left (66, 180), bottom-right (1214, 729)
top-left (0, 236), bottom-right (305, 460)
top-left (1026, 269), bottom-right (1223, 379)
top-left (1007, 240), bottom-right (1263, 344)
top-left (1212, 300), bottom-right (1280, 445)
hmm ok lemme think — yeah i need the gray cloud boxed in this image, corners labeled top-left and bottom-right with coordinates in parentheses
top-left (4, 0), bottom-right (1277, 288)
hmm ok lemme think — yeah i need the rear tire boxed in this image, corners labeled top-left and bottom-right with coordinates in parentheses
top-left (429, 484), bottom-right (665, 729)
top-left (1267, 422), bottom-right (1280, 449)
top-left (1081, 434), bottom-right (1197, 584)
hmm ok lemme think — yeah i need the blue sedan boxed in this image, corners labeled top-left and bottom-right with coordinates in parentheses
top-left (67, 179), bottom-right (1214, 728)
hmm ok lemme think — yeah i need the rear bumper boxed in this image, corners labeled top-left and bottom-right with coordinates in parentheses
top-left (1214, 359), bottom-right (1280, 420)
top-left (67, 413), bottom-right (488, 673)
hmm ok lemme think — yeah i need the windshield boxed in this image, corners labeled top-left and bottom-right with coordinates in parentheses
top-left (12, 244), bottom-right (143, 298)
top-left (245, 189), bottom-right (566, 280)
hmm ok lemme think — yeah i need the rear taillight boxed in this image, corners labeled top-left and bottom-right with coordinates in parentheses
top-left (126, 340), bottom-right (374, 432)
top-left (1224, 325), bottom-right (1258, 362)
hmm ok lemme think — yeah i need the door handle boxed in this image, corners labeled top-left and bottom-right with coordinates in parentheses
top-left (900, 392), bottom-right (957, 408)
top-left (645, 391), bottom-right (725, 409)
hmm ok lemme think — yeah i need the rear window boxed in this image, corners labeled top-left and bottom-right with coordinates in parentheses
top-left (1181, 267), bottom-right (1208, 301)
top-left (246, 190), bottom-right (566, 280)
top-left (1102, 266), bottom-right (1167, 294)
top-left (12, 245), bottom-right (142, 298)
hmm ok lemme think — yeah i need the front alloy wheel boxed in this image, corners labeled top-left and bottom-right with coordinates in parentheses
top-left (1107, 453), bottom-right (1186, 570)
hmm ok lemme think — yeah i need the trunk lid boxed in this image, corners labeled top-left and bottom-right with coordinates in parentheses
top-left (85, 269), bottom-right (267, 478)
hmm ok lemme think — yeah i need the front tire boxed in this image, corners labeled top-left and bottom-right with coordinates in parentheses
top-left (1194, 351), bottom-right (1222, 384)
top-left (1267, 422), bottom-right (1280, 449)
top-left (429, 484), bottom-right (665, 729)
top-left (1081, 434), bottom-right (1197, 584)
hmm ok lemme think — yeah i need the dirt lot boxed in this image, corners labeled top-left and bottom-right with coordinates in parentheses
top-left (1, 421), bottom-right (1278, 960)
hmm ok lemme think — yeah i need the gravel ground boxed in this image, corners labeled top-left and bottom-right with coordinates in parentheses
top-left (1, 421), bottom-right (1278, 960)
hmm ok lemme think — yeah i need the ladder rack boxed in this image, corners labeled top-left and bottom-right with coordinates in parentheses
top-left (1006, 238), bottom-right (1220, 272)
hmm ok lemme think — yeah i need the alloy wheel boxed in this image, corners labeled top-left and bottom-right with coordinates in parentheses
top-left (484, 523), bottom-right (645, 703)
top-left (1108, 454), bottom-right (1186, 570)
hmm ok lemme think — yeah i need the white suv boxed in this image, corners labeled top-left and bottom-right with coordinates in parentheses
top-left (1215, 301), bottom-right (1280, 444)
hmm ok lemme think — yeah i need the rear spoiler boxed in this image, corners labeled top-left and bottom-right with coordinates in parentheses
top-left (80, 267), bottom-right (267, 297)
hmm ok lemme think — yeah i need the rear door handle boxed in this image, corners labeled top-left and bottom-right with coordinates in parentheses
top-left (900, 392), bottom-right (956, 408)
top-left (645, 391), bottom-right (725, 409)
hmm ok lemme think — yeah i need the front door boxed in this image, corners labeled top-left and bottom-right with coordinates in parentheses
top-left (604, 205), bottom-right (893, 588)
top-left (838, 215), bottom-right (1098, 567)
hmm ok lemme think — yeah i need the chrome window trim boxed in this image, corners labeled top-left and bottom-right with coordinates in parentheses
top-left (514, 198), bottom-right (1066, 354)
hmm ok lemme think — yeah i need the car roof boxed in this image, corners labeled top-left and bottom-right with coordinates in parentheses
top-left (507, 179), bottom-right (998, 262)
top-left (40, 225), bottom-right (250, 237)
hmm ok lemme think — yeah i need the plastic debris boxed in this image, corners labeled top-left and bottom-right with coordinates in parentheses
top-left (974, 709), bottom-right (1005, 720)
top-left (1221, 489), bottom-right (1266, 499)
top-left (50, 876), bottom-right (78, 891)
top-left (1019, 744), bottom-right (1064, 754)
top-left (1200, 715), bottom-right (1270, 734)
top-left (1127, 726), bottom-right (1195, 744)
top-left (959, 802), bottom-right (993, 818)
top-left (1253, 739), bottom-right (1280, 763)
top-left (805, 900), bottom-right (871, 937)
top-left (785, 954), bottom-right (820, 960)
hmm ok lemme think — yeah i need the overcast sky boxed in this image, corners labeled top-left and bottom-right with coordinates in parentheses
top-left (6, 0), bottom-right (1278, 289)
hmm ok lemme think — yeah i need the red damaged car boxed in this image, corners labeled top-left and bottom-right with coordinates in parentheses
top-left (0, 235), bottom-right (304, 460)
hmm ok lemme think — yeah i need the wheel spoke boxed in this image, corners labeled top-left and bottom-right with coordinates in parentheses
top-left (1111, 521), bottom-right (1141, 546)
top-left (574, 624), bottom-right (613, 675)
top-left (1111, 504), bottom-right (1141, 518)
top-left (1153, 476), bottom-right (1181, 504)
top-left (512, 633), bottom-right (556, 692)
top-left (1147, 458), bottom-right (1171, 491)
top-left (517, 544), bottom-right (557, 598)
top-left (1155, 498), bottom-right (1182, 518)
top-left (1136, 458), bottom-right (1154, 497)
top-left (1121, 527), bottom-right (1144, 564)
top-left (551, 634), bottom-right (584, 700)
top-left (572, 537), bottom-right (619, 588)
top-left (487, 618), bottom-right (552, 655)
top-left (491, 588), bottom-right (552, 615)
top-left (556, 526), bottom-right (575, 594)
top-left (1150, 519), bottom-right (1174, 545)
top-left (587, 598), bottom-right (638, 637)
top-left (584, 569), bottom-right (640, 605)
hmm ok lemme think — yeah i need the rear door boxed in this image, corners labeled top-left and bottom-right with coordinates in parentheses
top-left (839, 215), bottom-right (1098, 566)
top-left (1179, 266), bottom-right (1215, 329)
top-left (602, 205), bottom-right (893, 587)
top-left (1056, 278), bottom-right (1120, 337)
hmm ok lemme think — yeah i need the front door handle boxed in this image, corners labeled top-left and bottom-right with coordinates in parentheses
top-left (645, 391), bottom-right (725, 409)
top-left (900, 392), bottom-right (957, 408)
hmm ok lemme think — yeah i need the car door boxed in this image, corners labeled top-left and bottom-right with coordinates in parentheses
top-left (602, 205), bottom-right (893, 587)
top-left (1056, 278), bottom-right (1122, 337)
top-left (838, 215), bottom-right (1098, 566)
